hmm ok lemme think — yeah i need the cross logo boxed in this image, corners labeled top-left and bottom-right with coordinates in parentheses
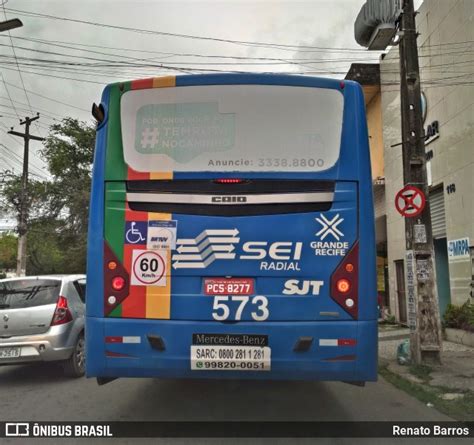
top-left (315, 214), bottom-right (344, 241)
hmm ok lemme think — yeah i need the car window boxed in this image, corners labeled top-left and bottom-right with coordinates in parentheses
top-left (0, 279), bottom-right (61, 309)
top-left (74, 279), bottom-right (86, 303)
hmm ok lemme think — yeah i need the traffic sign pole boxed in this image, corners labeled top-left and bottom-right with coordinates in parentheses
top-left (399, 0), bottom-right (442, 364)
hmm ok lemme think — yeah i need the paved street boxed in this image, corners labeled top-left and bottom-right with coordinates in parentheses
top-left (0, 362), bottom-right (451, 422)
top-left (0, 361), bottom-right (468, 444)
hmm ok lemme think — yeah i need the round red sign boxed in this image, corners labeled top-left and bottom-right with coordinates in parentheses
top-left (395, 185), bottom-right (426, 217)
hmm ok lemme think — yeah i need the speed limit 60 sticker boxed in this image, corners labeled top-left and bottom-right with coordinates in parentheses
top-left (131, 250), bottom-right (167, 287)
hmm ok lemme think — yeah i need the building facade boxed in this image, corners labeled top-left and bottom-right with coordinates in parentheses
top-left (380, 0), bottom-right (474, 321)
top-left (345, 64), bottom-right (389, 309)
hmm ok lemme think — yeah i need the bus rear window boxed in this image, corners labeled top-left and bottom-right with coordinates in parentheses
top-left (121, 84), bottom-right (343, 173)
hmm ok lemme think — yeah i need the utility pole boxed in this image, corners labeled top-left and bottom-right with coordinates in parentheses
top-left (398, 0), bottom-right (442, 364)
top-left (8, 113), bottom-right (44, 276)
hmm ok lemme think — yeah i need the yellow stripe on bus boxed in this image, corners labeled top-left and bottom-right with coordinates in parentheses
top-left (150, 172), bottom-right (173, 180)
top-left (150, 77), bottom-right (174, 180)
top-left (152, 76), bottom-right (176, 88)
top-left (146, 212), bottom-right (172, 319)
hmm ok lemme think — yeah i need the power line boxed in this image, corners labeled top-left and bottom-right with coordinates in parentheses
top-left (0, 122), bottom-right (48, 172)
top-left (4, 7), bottom-right (380, 54)
top-left (1, 41), bottom-right (473, 77)
top-left (2, 56), bottom-right (473, 88)
top-left (0, 143), bottom-right (48, 179)
top-left (0, 101), bottom-right (59, 121)
top-left (2, 79), bottom-right (89, 112)
top-left (2, 5), bottom-right (43, 137)
top-left (0, 35), bottom-right (377, 67)
top-left (1, 72), bottom-right (20, 119)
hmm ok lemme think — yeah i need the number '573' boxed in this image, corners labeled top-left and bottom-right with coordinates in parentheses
top-left (212, 296), bottom-right (269, 321)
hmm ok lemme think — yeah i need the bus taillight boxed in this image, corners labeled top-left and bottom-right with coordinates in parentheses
top-left (214, 178), bottom-right (246, 184)
top-left (330, 242), bottom-right (359, 318)
top-left (104, 243), bottom-right (130, 316)
top-left (111, 276), bottom-right (126, 291)
top-left (336, 278), bottom-right (351, 293)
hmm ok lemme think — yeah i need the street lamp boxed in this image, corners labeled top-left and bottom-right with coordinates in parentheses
top-left (0, 18), bottom-right (23, 33)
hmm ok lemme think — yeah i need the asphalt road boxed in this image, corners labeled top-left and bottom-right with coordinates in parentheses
top-left (0, 363), bottom-right (467, 445)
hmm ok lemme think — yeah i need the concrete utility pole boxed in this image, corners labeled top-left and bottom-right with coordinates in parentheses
top-left (398, 0), bottom-right (442, 364)
top-left (8, 114), bottom-right (44, 276)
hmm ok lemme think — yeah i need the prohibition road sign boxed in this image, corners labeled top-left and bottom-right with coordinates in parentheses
top-left (395, 185), bottom-right (426, 217)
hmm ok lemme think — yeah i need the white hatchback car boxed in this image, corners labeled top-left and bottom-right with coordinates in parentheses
top-left (0, 275), bottom-right (86, 377)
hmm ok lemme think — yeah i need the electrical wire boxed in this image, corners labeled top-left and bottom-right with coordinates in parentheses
top-left (2, 6), bottom-right (43, 137)
top-left (2, 80), bottom-right (89, 112)
top-left (3, 7), bottom-right (382, 54)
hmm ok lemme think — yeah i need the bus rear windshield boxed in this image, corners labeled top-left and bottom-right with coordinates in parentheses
top-left (120, 84), bottom-right (343, 173)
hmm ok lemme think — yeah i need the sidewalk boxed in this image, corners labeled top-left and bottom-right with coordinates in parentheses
top-left (378, 324), bottom-right (474, 401)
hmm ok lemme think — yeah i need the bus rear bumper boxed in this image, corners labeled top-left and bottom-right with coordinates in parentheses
top-left (86, 318), bottom-right (377, 382)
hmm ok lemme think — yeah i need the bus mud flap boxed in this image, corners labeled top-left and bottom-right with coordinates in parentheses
top-left (343, 381), bottom-right (365, 387)
top-left (96, 377), bottom-right (118, 386)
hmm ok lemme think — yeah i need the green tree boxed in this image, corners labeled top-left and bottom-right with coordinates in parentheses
top-left (0, 233), bottom-right (17, 272)
top-left (0, 118), bottom-right (95, 275)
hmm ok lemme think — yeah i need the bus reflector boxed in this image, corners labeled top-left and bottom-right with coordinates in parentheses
top-left (345, 263), bottom-right (354, 273)
top-left (105, 336), bottom-right (141, 344)
top-left (112, 276), bottom-right (125, 291)
top-left (338, 338), bottom-right (357, 346)
top-left (108, 261), bottom-right (117, 270)
top-left (319, 338), bottom-right (357, 346)
top-left (107, 296), bottom-right (117, 305)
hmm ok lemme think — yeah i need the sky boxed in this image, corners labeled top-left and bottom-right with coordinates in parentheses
top-left (0, 0), bottom-right (421, 179)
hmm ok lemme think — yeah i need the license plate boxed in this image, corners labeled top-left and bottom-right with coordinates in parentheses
top-left (0, 347), bottom-right (20, 359)
top-left (190, 345), bottom-right (271, 371)
top-left (203, 278), bottom-right (255, 295)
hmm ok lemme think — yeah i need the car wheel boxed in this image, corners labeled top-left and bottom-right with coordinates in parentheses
top-left (63, 333), bottom-right (85, 378)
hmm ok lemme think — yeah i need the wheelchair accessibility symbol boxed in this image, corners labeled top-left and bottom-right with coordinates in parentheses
top-left (125, 221), bottom-right (147, 244)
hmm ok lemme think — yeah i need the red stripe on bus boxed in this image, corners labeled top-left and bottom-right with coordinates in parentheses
top-left (125, 203), bottom-right (149, 222)
top-left (131, 78), bottom-right (154, 90)
top-left (105, 336), bottom-right (122, 343)
top-left (122, 244), bottom-right (146, 318)
top-left (105, 350), bottom-right (134, 358)
top-left (337, 339), bottom-right (357, 346)
top-left (127, 166), bottom-right (150, 180)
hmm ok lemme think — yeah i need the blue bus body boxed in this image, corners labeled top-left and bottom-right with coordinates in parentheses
top-left (86, 74), bottom-right (377, 382)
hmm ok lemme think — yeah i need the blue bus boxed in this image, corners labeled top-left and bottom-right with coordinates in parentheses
top-left (86, 74), bottom-right (377, 384)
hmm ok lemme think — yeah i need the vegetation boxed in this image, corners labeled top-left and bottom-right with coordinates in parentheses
top-left (380, 364), bottom-right (474, 421)
top-left (0, 233), bottom-right (17, 272)
top-left (0, 118), bottom-right (95, 275)
top-left (443, 301), bottom-right (474, 333)
top-left (379, 314), bottom-right (397, 325)
top-left (408, 364), bottom-right (432, 383)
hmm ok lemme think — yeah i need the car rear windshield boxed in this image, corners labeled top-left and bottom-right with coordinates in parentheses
top-left (0, 279), bottom-right (61, 309)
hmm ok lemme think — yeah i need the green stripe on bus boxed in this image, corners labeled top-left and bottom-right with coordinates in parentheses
top-left (104, 182), bottom-right (126, 262)
top-left (109, 304), bottom-right (122, 317)
top-left (103, 82), bottom-right (131, 263)
top-left (105, 82), bottom-right (130, 180)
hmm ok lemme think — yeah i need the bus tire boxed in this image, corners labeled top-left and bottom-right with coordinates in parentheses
top-left (63, 333), bottom-right (85, 378)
